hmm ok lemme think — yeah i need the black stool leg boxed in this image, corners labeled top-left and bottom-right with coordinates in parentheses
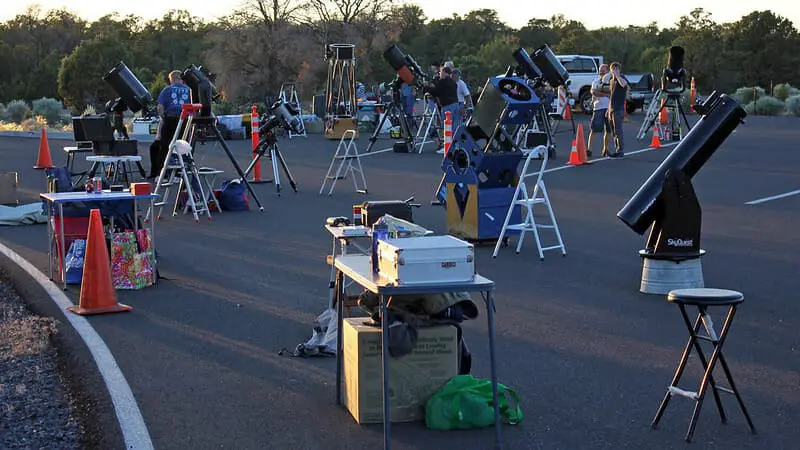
top-left (651, 311), bottom-right (704, 429)
top-left (684, 305), bottom-right (738, 442)
top-left (683, 306), bottom-right (729, 424)
top-left (709, 307), bottom-right (757, 434)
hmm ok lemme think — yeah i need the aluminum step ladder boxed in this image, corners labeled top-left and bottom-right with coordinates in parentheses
top-left (320, 130), bottom-right (368, 196)
top-left (493, 146), bottom-right (566, 261)
top-left (279, 82), bottom-right (307, 138)
top-left (146, 111), bottom-right (212, 223)
top-left (638, 89), bottom-right (670, 140)
top-left (415, 94), bottom-right (441, 153)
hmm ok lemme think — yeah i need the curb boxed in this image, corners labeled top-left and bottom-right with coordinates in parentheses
top-left (0, 131), bottom-right (156, 143)
top-left (0, 240), bottom-right (153, 450)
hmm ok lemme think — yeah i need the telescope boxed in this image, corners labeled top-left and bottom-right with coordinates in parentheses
top-left (102, 61), bottom-right (155, 116)
top-left (181, 65), bottom-right (220, 116)
top-left (662, 46), bottom-right (687, 93)
top-left (383, 45), bottom-right (428, 88)
top-left (510, 45), bottom-right (570, 90)
top-left (617, 91), bottom-right (746, 293)
top-left (259, 99), bottom-right (303, 143)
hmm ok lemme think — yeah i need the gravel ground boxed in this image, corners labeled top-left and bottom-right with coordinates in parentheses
top-left (0, 273), bottom-right (82, 450)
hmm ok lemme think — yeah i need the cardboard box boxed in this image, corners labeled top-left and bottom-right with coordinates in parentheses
top-left (342, 318), bottom-right (458, 424)
top-left (0, 172), bottom-right (18, 205)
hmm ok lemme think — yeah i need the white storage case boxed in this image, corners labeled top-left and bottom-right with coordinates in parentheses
top-left (377, 235), bottom-right (475, 285)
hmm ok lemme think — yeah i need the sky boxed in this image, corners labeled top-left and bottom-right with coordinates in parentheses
top-left (1, 0), bottom-right (798, 30)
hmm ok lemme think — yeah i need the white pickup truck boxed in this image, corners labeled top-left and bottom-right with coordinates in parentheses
top-left (556, 54), bottom-right (603, 114)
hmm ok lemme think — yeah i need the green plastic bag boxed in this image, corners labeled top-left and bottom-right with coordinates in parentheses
top-left (425, 375), bottom-right (523, 430)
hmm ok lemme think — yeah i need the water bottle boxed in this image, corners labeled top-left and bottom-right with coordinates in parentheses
top-left (371, 217), bottom-right (389, 274)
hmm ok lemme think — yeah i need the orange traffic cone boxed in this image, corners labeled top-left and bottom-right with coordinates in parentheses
top-left (575, 124), bottom-right (589, 163)
top-left (649, 124), bottom-right (661, 149)
top-left (659, 99), bottom-right (669, 125)
top-left (563, 101), bottom-right (572, 120)
top-left (34, 128), bottom-right (55, 169)
top-left (67, 209), bottom-right (132, 316)
top-left (566, 140), bottom-right (586, 166)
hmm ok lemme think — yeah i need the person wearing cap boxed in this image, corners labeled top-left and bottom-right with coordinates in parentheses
top-left (451, 69), bottom-right (472, 122)
top-left (425, 66), bottom-right (460, 153)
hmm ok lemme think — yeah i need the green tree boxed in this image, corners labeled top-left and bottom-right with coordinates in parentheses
top-left (58, 34), bottom-right (135, 111)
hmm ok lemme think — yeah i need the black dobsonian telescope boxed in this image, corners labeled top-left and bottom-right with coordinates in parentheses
top-left (618, 91), bottom-right (746, 258)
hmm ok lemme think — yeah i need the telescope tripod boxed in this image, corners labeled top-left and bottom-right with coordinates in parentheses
top-left (241, 134), bottom-right (297, 196)
top-left (189, 115), bottom-right (265, 211)
top-left (639, 90), bottom-right (692, 141)
top-left (364, 91), bottom-right (415, 153)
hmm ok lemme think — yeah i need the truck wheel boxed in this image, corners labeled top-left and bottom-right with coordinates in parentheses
top-left (626, 102), bottom-right (638, 115)
top-left (579, 90), bottom-right (593, 115)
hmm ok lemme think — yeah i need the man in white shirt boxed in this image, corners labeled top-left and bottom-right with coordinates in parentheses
top-left (452, 69), bottom-right (472, 125)
top-left (588, 64), bottom-right (611, 157)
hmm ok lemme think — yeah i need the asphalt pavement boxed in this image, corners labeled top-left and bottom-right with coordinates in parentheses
top-left (0, 110), bottom-right (798, 450)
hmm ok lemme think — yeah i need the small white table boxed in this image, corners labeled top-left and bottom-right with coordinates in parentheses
top-left (86, 155), bottom-right (143, 185)
top-left (194, 167), bottom-right (225, 214)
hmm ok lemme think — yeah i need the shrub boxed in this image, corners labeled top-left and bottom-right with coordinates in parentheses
top-left (20, 116), bottom-right (48, 131)
top-left (734, 86), bottom-right (766, 104)
top-left (0, 103), bottom-right (5, 120)
top-left (5, 100), bottom-right (31, 123)
top-left (786, 95), bottom-right (800, 117)
top-left (32, 97), bottom-right (65, 126)
top-left (772, 83), bottom-right (794, 101)
top-left (744, 96), bottom-right (786, 116)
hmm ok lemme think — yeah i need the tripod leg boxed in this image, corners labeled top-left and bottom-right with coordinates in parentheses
top-left (679, 103), bottom-right (692, 136)
top-left (366, 109), bottom-right (391, 153)
top-left (241, 142), bottom-right (274, 183)
top-left (276, 149), bottom-right (298, 193)
top-left (270, 147), bottom-right (282, 195)
top-left (212, 126), bottom-right (264, 211)
top-left (135, 161), bottom-right (147, 178)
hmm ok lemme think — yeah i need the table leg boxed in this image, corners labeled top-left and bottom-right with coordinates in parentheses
top-left (328, 237), bottom-right (337, 309)
top-left (149, 198), bottom-right (157, 285)
top-left (335, 268), bottom-right (345, 405)
top-left (59, 204), bottom-right (66, 290)
top-left (486, 290), bottom-right (503, 449)
top-left (380, 294), bottom-right (391, 450)
top-left (47, 202), bottom-right (53, 280)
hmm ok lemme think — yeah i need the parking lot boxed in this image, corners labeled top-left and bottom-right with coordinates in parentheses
top-left (0, 111), bottom-right (798, 449)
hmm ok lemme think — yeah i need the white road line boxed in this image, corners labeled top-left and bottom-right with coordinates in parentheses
top-left (745, 189), bottom-right (800, 205)
top-left (0, 242), bottom-right (154, 450)
top-left (534, 141), bottom-right (679, 175)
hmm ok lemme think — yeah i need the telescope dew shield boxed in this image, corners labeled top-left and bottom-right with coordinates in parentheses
top-left (512, 48), bottom-right (543, 80)
top-left (102, 62), bottom-right (153, 113)
top-left (532, 45), bottom-right (570, 88)
top-left (617, 92), bottom-right (746, 234)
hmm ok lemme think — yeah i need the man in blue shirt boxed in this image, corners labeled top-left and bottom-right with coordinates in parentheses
top-left (399, 82), bottom-right (415, 125)
top-left (149, 70), bottom-right (191, 178)
top-left (606, 62), bottom-right (629, 158)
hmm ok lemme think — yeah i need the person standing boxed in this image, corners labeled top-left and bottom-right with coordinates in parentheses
top-left (452, 69), bottom-right (473, 125)
top-left (425, 66), bottom-right (459, 154)
top-left (150, 70), bottom-right (191, 178)
top-left (588, 64), bottom-right (611, 157)
top-left (606, 62), bottom-right (629, 158)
